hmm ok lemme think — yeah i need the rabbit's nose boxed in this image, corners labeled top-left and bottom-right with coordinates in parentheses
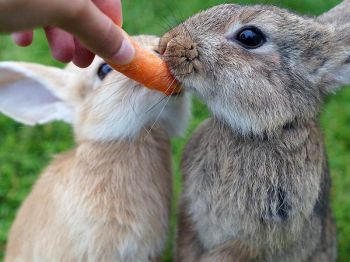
top-left (159, 31), bottom-right (201, 79)
top-left (183, 43), bottom-right (199, 61)
top-left (160, 36), bottom-right (199, 61)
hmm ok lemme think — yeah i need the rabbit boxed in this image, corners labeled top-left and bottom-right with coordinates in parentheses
top-left (158, 1), bottom-right (350, 261)
top-left (0, 35), bottom-right (191, 262)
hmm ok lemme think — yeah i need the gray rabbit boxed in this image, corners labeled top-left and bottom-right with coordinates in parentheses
top-left (160, 1), bottom-right (350, 261)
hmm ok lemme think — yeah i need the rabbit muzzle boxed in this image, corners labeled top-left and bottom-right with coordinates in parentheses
top-left (159, 30), bottom-right (202, 83)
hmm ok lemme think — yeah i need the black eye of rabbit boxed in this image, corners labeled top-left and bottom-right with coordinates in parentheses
top-left (97, 63), bottom-right (113, 80)
top-left (235, 27), bottom-right (265, 49)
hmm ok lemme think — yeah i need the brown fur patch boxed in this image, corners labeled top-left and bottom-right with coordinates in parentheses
top-left (6, 129), bottom-right (173, 261)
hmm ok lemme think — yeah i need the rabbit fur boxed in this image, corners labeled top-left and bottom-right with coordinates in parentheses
top-left (160, 2), bottom-right (350, 261)
top-left (0, 36), bottom-right (191, 262)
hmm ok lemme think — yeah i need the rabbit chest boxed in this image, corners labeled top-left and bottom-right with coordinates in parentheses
top-left (53, 137), bottom-right (172, 261)
top-left (181, 118), bottom-right (328, 251)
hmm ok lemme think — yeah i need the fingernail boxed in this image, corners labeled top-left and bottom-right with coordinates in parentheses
top-left (110, 38), bottom-right (135, 65)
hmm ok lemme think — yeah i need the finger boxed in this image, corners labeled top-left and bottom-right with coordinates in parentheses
top-left (44, 27), bottom-right (75, 63)
top-left (12, 31), bottom-right (34, 46)
top-left (58, 2), bottom-right (134, 65)
top-left (93, 0), bottom-right (123, 26)
top-left (72, 39), bottom-right (95, 68)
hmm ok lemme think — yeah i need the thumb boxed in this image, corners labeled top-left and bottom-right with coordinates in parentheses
top-left (57, 1), bottom-right (134, 65)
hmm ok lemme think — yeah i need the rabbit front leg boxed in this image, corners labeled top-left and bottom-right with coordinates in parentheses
top-left (307, 209), bottom-right (337, 262)
top-left (200, 239), bottom-right (258, 262)
top-left (176, 202), bottom-right (258, 262)
top-left (176, 199), bottom-right (257, 262)
top-left (175, 199), bottom-right (203, 262)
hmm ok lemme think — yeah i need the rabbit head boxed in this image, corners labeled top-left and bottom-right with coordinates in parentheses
top-left (160, 4), bottom-right (350, 136)
top-left (0, 35), bottom-right (191, 142)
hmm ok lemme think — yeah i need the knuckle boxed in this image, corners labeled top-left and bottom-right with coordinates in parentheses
top-left (56, 0), bottom-right (87, 25)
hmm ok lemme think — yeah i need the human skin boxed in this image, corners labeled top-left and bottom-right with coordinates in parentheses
top-left (0, 0), bottom-right (135, 67)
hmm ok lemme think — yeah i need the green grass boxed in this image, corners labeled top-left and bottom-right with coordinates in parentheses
top-left (0, 0), bottom-right (349, 261)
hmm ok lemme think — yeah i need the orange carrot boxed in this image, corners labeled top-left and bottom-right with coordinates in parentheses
top-left (108, 34), bottom-right (181, 96)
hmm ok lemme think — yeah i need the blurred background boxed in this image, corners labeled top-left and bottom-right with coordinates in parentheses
top-left (0, 0), bottom-right (349, 261)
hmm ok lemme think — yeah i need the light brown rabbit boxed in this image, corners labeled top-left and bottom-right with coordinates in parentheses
top-left (159, 1), bottom-right (350, 261)
top-left (0, 36), bottom-right (191, 262)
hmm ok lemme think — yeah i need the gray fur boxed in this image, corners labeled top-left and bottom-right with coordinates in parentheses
top-left (177, 119), bottom-right (336, 261)
top-left (318, 0), bottom-right (350, 25)
top-left (159, 1), bottom-right (350, 261)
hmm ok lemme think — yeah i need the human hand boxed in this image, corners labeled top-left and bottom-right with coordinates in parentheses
top-left (0, 0), bottom-right (135, 67)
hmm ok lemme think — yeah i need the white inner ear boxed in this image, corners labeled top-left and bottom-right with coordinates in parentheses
top-left (0, 77), bottom-right (72, 125)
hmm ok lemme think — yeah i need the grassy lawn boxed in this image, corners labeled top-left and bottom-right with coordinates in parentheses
top-left (0, 0), bottom-right (349, 261)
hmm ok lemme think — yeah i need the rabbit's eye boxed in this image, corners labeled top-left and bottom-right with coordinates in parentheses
top-left (97, 63), bottom-right (113, 80)
top-left (235, 27), bottom-right (265, 49)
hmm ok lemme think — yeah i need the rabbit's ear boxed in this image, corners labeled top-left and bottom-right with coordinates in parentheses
top-left (0, 62), bottom-right (78, 125)
top-left (318, 0), bottom-right (350, 89)
top-left (322, 25), bottom-right (350, 93)
top-left (317, 0), bottom-right (350, 25)
top-left (321, 1), bottom-right (350, 88)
